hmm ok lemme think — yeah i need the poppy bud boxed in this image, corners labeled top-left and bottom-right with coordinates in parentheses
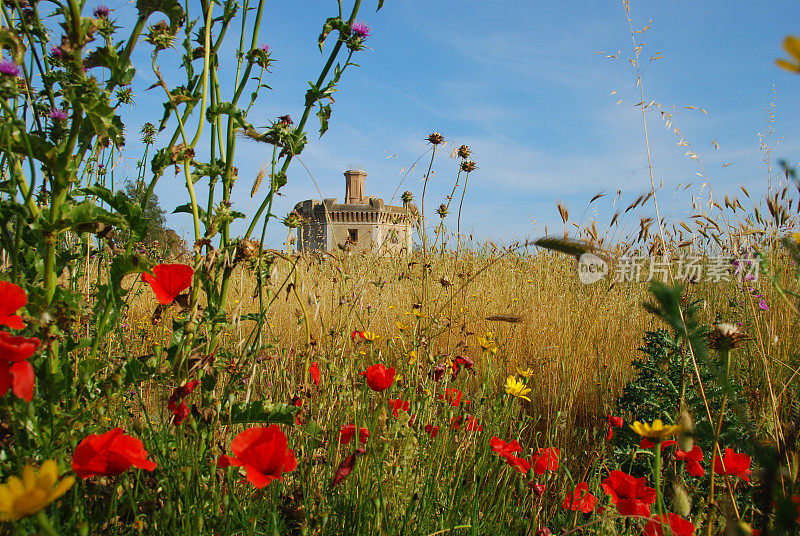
top-left (672, 483), bottom-right (691, 516)
top-left (677, 406), bottom-right (694, 452)
top-left (535, 528), bottom-right (552, 536)
top-left (185, 321), bottom-right (197, 334)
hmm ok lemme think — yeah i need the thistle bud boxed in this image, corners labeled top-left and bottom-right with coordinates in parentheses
top-left (457, 144), bottom-right (471, 159)
top-left (436, 203), bottom-right (448, 218)
top-left (283, 210), bottom-right (304, 229)
top-left (401, 190), bottom-right (414, 204)
top-left (461, 160), bottom-right (476, 173)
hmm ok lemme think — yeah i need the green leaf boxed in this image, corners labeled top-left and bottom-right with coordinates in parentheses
top-left (173, 203), bottom-right (208, 221)
top-left (317, 103), bottom-right (332, 136)
top-left (122, 358), bottom-right (156, 385)
top-left (304, 422), bottom-right (326, 449)
top-left (318, 16), bottom-right (347, 52)
top-left (205, 102), bottom-right (253, 130)
top-left (136, 0), bottom-right (186, 32)
top-left (228, 402), bottom-right (300, 425)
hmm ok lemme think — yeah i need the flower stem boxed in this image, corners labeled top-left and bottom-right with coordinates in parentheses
top-left (36, 511), bottom-right (60, 536)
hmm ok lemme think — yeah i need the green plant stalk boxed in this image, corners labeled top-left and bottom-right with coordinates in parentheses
top-left (245, 1), bottom-right (363, 239)
top-left (36, 511), bottom-right (60, 536)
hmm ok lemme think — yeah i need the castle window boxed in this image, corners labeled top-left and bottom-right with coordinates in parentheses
top-left (348, 229), bottom-right (359, 243)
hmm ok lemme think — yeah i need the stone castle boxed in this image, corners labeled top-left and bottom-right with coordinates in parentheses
top-left (293, 168), bottom-right (417, 254)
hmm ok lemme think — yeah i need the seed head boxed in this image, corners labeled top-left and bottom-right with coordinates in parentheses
top-left (460, 160), bottom-right (476, 173)
top-left (427, 132), bottom-right (444, 145)
top-left (401, 190), bottom-right (414, 204)
top-left (457, 145), bottom-right (471, 159)
top-left (436, 203), bottom-right (448, 218)
top-left (707, 322), bottom-right (749, 351)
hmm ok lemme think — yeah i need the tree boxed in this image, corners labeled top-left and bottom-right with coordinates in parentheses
top-left (121, 180), bottom-right (188, 261)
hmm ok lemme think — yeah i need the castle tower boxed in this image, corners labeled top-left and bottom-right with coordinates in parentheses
top-left (344, 168), bottom-right (367, 204)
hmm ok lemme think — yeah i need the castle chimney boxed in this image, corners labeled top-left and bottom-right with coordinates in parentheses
top-left (344, 168), bottom-right (367, 204)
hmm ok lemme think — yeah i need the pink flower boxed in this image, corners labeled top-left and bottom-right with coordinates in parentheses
top-left (351, 21), bottom-right (371, 38)
top-left (0, 60), bottom-right (20, 77)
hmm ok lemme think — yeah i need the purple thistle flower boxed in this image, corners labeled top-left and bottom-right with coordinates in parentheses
top-left (0, 60), bottom-right (20, 77)
top-left (49, 108), bottom-right (68, 121)
top-left (93, 5), bottom-right (110, 18)
top-left (259, 43), bottom-right (270, 53)
top-left (50, 45), bottom-right (63, 59)
top-left (351, 21), bottom-right (371, 38)
top-left (758, 299), bottom-right (769, 311)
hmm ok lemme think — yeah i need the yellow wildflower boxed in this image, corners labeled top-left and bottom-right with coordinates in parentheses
top-left (629, 419), bottom-right (682, 441)
top-left (793, 231), bottom-right (800, 245)
top-left (516, 366), bottom-right (534, 378)
top-left (477, 332), bottom-right (498, 355)
top-left (0, 460), bottom-right (74, 521)
top-left (361, 331), bottom-right (380, 342)
top-left (505, 375), bottom-right (532, 402)
top-left (406, 350), bottom-right (418, 364)
top-left (396, 321), bottom-right (411, 331)
top-left (777, 35), bottom-right (800, 72)
top-left (412, 307), bottom-right (428, 319)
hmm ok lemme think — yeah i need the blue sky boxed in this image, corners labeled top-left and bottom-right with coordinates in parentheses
top-left (101, 0), bottom-right (800, 248)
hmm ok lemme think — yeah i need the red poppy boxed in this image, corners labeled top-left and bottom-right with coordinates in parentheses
top-left (0, 331), bottom-right (39, 362)
top-left (451, 415), bottom-right (482, 431)
top-left (532, 447), bottom-right (559, 474)
top-left (607, 415), bottom-right (624, 440)
top-left (529, 482), bottom-right (546, 497)
top-left (339, 424), bottom-right (369, 445)
top-left (291, 396), bottom-right (303, 425)
top-left (644, 513), bottom-right (695, 536)
top-left (388, 398), bottom-right (410, 418)
top-left (217, 425), bottom-right (297, 488)
top-left (505, 455), bottom-right (531, 474)
top-left (676, 445), bottom-right (705, 477)
top-left (359, 364), bottom-right (395, 391)
top-left (439, 388), bottom-right (463, 407)
top-left (72, 428), bottom-right (157, 478)
top-left (451, 355), bottom-right (475, 378)
top-left (713, 448), bottom-right (752, 482)
top-left (424, 424), bottom-right (439, 438)
top-left (0, 332), bottom-right (40, 402)
top-left (490, 437), bottom-right (523, 458)
top-left (168, 379), bottom-right (200, 425)
top-left (608, 416), bottom-right (624, 428)
top-left (640, 438), bottom-right (678, 450)
top-left (562, 482), bottom-right (597, 513)
top-left (141, 264), bottom-right (194, 304)
top-left (331, 447), bottom-right (366, 487)
top-left (310, 361), bottom-right (320, 386)
top-left (0, 281), bottom-right (27, 329)
top-left (430, 363), bottom-right (446, 382)
top-left (601, 470), bottom-right (657, 517)
top-left (351, 330), bottom-right (370, 341)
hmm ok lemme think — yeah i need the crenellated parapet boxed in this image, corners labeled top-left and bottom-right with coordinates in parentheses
top-left (293, 169), bottom-right (418, 254)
